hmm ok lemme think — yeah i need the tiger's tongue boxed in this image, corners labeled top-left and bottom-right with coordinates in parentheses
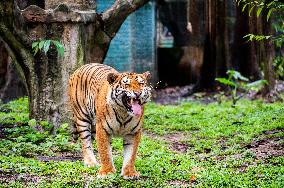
top-left (131, 100), bottom-right (142, 116)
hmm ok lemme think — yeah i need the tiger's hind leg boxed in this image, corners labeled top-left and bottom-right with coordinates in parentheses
top-left (71, 122), bottom-right (79, 143)
top-left (75, 119), bottom-right (99, 167)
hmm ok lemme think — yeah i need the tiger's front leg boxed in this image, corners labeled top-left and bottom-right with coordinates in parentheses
top-left (96, 120), bottom-right (116, 177)
top-left (121, 129), bottom-right (142, 179)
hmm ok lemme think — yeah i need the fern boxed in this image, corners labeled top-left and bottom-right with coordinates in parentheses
top-left (32, 39), bottom-right (64, 57)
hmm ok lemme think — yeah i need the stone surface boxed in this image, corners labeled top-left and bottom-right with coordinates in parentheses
top-left (97, 0), bottom-right (156, 77)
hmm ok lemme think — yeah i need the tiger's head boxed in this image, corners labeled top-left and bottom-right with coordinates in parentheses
top-left (107, 72), bottom-right (152, 116)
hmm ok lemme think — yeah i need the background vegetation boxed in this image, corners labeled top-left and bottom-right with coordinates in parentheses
top-left (0, 97), bottom-right (283, 187)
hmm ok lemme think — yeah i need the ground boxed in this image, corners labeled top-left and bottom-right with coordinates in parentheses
top-left (0, 96), bottom-right (283, 187)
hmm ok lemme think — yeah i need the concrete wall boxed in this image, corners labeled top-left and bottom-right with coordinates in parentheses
top-left (96, 1), bottom-right (156, 80)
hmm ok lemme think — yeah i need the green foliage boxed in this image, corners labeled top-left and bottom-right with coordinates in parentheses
top-left (273, 56), bottom-right (284, 79)
top-left (236, 0), bottom-right (283, 20)
top-left (0, 97), bottom-right (29, 124)
top-left (32, 39), bottom-right (64, 57)
top-left (215, 70), bottom-right (267, 107)
top-left (1, 98), bottom-right (284, 187)
top-left (243, 33), bottom-right (271, 41)
top-left (237, 0), bottom-right (284, 80)
top-left (237, 0), bottom-right (284, 43)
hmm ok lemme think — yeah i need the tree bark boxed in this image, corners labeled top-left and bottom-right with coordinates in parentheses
top-left (232, 2), bottom-right (261, 80)
top-left (183, 0), bottom-right (205, 83)
top-left (191, 0), bottom-right (230, 92)
top-left (261, 0), bottom-right (276, 94)
top-left (196, 0), bottom-right (217, 90)
top-left (0, 0), bottom-right (149, 130)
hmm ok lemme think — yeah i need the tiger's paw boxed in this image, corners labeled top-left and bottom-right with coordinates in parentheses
top-left (84, 158), bottom-right (99, 167)
top-left (121, 168), bottom-right (140, 179)
top-left (97, 167), bottom-right (116, 178)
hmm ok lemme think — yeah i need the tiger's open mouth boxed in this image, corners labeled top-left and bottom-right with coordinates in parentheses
top-left (122, 95), bottom-right (142, 116)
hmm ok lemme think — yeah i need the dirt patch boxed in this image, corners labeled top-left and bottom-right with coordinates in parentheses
top-left (144, 131), bottom-right (190, 153)
top-left (170, 142), bottom-right (189, 153)
top-left (245, 129), bottom-right (284, 160)
top-left (0, 172), bottom-right (48, 185)
top-left (152, 85), bottom-right (194, 105)
top-left (163, 133), bottom-right (190, 153)
top-left (247, 139), bottom-right (284, 160)
top-left (37, 151), bottom-right (82, 162)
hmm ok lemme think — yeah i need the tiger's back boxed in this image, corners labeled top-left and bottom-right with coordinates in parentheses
top-left (68, 63), bottom-right (118, 124)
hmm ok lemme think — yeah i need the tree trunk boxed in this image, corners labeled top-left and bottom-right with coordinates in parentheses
top-left (197, 0), bottom-right (217, 90)
top-left (184, 0), bottom-right (206, 83)
top-left (0, 18), bottom-right (27, 103)
top-left (0, 40), bottom-right (9, 92)
top-left (232, 2), bottom-right (261, 80)
top-left (0, 44), bottom-right (27, 103)
top-left (0, 0), bottom-right (150, 130)
top-left (191, 0), bottom-right (230, 92)
top-left (261, 0), bottom-right (276, 94)
top-left (215, 0), bottom-right (228, 78)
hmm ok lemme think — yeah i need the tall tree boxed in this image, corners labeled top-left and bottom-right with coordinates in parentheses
top-left (183, 0), bottom-right (206, 83)
top-left (0, 0), bottom-right (149, 129)
top-left (233, 2), bottom-right (261, 80)
top-left (261, 0), bottom-right (276, 94)
top-left (194, 0), bottom-right (229, 91)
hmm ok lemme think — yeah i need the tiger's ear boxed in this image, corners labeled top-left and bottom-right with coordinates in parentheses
top-left (107, 73), bottom-right (119, 84)
top-left (143, 71), bottom-right (151, 80)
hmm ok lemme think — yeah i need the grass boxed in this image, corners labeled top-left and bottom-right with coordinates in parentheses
top-left (0, 97), bottom-right (283, 187)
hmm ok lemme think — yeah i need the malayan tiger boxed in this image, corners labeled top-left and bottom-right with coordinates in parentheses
top-left (68, 63), bottom-right (151, 179)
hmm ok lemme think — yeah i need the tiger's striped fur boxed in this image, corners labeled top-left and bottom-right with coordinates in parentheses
top-left (68, 63), bottom-right (151, 179)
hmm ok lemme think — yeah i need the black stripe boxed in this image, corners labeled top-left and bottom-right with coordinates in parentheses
top-left (75, 79), bottom-right (89, 118)
top-left (131, 117), bottom-right (142, 133)
top-left (91, 66), bottom-right (110, 80)
top-left (104, 114), bottom-right (114, 133)
top-left (113, 108), bottom-right (123, 126)
top-left (81, 66), bottom-right (93, 93)
top-left (80, 134), bottom-right (91, 140)
top-left (123, 143), bottom-right (132, 146)
top-left (114, 99), bottom-right (124, 109)
top-left (103, 127), bottom-right (111, 135)
top-left (124, 117), bottom-right (133, 127)
top-left (84, 66), bottom-right (96, 98)
top-left (76, 117), bottom-right (92, 125)
top-left (111, 89), bottom-right (124, 109)
top-left (77, 124), bottom-right (88, 128)
top-left (77, 129), bottom-right (90, 134)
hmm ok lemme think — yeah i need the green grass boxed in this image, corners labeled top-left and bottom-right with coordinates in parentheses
top-left (0, 98), bottom-right (283, 187)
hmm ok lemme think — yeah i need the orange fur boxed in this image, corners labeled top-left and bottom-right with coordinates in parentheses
top-left (68, 63), bottom-right (151, 178)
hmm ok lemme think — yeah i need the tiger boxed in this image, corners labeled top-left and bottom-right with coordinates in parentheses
top-left (68, 63), bottom-right (151, 179)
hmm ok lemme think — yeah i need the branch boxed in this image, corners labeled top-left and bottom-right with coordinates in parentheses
top-left (0, 0), bottom-right (31, 61)
top-left (101, 0), bottom-right (150, 38)
top-left (0, 22), bottom-right (34, 71)
top-left (0, 23), bottom-right (37, 98)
